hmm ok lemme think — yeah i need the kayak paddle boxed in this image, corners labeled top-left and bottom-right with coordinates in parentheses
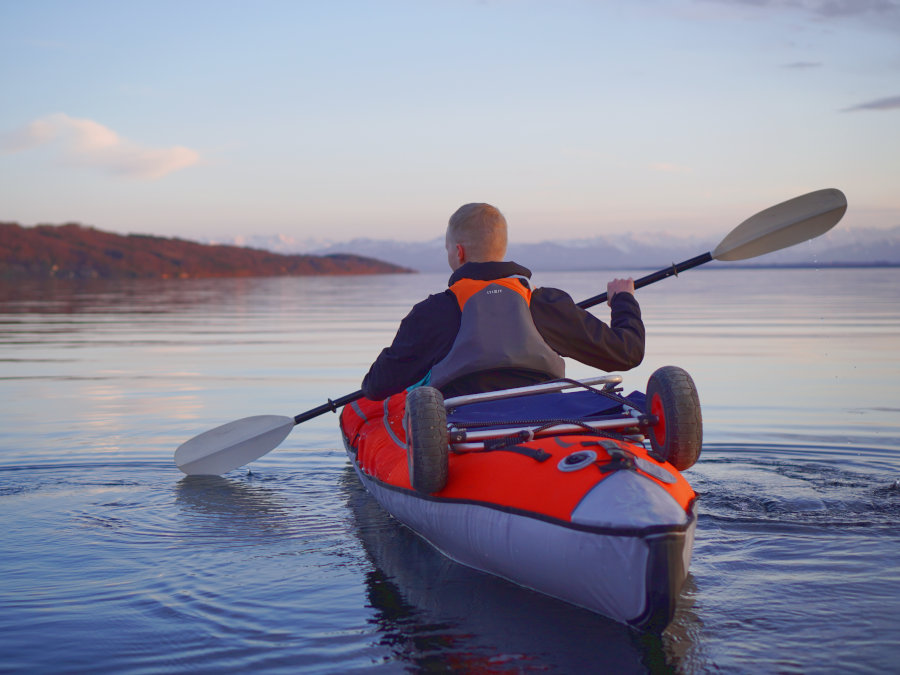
top-left (175, 390), bottom-right (363, 475)
top-left (578, 188), bottom-right (847, 309)
top-left (175, 187), bottom-right (847, 475)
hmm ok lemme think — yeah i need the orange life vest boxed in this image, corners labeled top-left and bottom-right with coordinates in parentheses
top-left (428, 276), bottom-right (566, 390)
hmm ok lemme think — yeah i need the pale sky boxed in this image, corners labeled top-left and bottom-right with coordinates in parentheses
top-left (1, 0), bottom-right (898, 243)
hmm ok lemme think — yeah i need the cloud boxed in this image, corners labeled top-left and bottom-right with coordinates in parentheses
top-left (800, 0), bottom-right (900, 21)
top-left (703, 0), bottom-right (900, 30)
top-left (842, 94), bottom-right (900, 111)
top-left (1, 113), bottom-right (200, 179)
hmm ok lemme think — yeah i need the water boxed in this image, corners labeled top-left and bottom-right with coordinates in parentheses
top-left (1, 268), bottom-right (899, 673)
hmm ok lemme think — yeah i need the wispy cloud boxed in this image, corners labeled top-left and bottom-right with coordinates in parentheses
top-left (842, 94), bottom-right (900, 112)
top-left (1, 113), bottom-right (200, 179)
top-left (703, 0), bottom-right (900, 30)
top-left (803, 0), bottom-right (900, 21)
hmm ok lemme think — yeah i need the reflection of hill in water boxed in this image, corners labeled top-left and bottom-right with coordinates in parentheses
top-left (339, 465), bottom-right (701, 672)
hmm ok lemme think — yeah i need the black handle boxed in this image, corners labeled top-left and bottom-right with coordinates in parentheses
top-left (576, 252), bottom-right (713, 310)
top-left (294, 389), bottom-right (364, 425)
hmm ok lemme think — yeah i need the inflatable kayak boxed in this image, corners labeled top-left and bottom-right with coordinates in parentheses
top-left (339, 367), bottom-right (701, 632)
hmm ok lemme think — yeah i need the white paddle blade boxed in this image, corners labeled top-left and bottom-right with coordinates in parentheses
top-left (713, 188), bottom-right (847, 261)
top-left (175, 415), bottom-right (295, 476)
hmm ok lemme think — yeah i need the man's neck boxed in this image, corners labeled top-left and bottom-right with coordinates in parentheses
top-left (448, 260), bottom-right (532, 285)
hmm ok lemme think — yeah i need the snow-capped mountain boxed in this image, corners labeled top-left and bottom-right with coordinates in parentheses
top-left (206, 225), bottom-right (900, 272)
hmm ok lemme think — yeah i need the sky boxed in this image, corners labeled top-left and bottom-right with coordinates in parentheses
top-left (1, 0), bottom-right (899, 243)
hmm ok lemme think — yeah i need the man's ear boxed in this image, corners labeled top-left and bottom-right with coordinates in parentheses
top-left (456, 243), bottom-right (466, 265)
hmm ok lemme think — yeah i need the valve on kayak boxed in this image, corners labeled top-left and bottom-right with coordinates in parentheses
top-left (557, 450), bottom-right (598, 472)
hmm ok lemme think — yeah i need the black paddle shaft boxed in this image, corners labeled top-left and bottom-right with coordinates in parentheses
top-left (577, 252), bottom-right (714, 310)
top-left (294, 390), bottom-right (364, 425)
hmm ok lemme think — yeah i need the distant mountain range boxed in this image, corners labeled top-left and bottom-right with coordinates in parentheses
top-left (0, 223), bottom-right (411, 280)
top-left (5, 220), bottom-right (895, 282)
top-left (208, 224), bottom-right (900, 273)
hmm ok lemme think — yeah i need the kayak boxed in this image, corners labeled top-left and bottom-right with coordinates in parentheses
top-left (339, 367), bottom-right (701, 632)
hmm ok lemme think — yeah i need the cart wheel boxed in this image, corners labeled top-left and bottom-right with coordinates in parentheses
top-left (646, 366), bottom-right (702, 470)
top-left (404, 386), bottom-right (449, 494)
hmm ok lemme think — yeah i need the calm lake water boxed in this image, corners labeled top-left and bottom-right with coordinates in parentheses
top-left (1, 267), bottom-right (899, 673)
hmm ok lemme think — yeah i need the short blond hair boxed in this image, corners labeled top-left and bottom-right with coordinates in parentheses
top-left (446, 203), bottom-right (508, 262)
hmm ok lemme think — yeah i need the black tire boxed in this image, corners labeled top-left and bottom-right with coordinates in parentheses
top-left (404, 386), bottom-right (449, 494)
top-left (646, 366), bottom-right (702, 471)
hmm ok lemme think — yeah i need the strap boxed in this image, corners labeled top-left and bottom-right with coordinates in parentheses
top-left (555, 377), bottom-right (638, 410)
top-left (349, 400), bottom-right (368, 422)
top-left (382, 397), bottom-right (407, 449)
top-left (484, 429), bottom-right (534, 450)
top-left (453, 444), bottom-right (551, 462)
top-left (580, 440), bottom-right (637, 474)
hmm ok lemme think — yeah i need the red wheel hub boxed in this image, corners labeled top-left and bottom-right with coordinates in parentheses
top-left (650, 393), bottom-right (666, 447)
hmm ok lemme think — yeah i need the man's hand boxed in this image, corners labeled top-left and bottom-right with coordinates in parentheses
top-left (607, 278), bottom-right (635, 306)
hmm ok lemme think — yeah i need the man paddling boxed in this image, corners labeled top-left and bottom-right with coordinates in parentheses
top-left (361, 203), bottom-right (644, 400)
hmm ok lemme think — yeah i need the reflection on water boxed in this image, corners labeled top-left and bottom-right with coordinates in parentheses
top-left (1, 268), bottom-right (899, 672)
top-left (175, 475), bottom-right (300, 543)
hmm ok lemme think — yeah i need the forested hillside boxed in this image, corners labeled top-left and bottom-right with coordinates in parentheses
top-left (0, 223), bottom-right (412, 280)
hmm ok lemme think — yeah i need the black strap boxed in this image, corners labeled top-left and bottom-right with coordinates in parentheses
top-left (484, 429), bottom-right (533, 450)
top-left (579, 440), bottom-right (637, 474)
top-left (555, 377), bottom-right (639, 411)
top-left (453, 444), bottom-right (551, 462)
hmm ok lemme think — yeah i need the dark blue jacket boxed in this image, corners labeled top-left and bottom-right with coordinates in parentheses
top-left (361, 261), bottom-right (645, 400)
